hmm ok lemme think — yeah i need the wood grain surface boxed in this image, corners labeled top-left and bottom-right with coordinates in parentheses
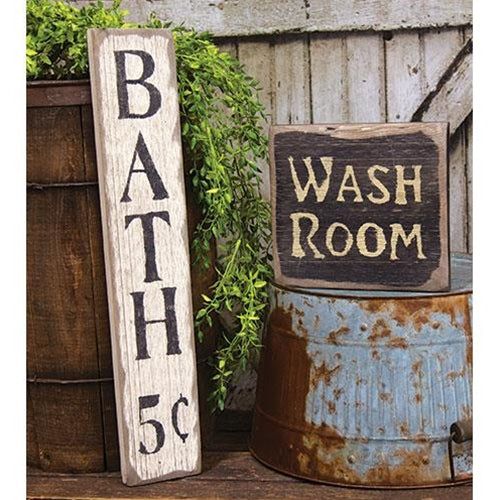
top-left (27, 451), bottom-right (472, 500)
top-left (270, 123), bottom-right (449, 290)
top-left (88, 29), bottom-right (200, 485)
top-left (73, 0), bottom-right (472, 36)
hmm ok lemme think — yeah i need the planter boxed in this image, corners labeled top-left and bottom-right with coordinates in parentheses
top-left (27, 80), bottom-right (217, 473)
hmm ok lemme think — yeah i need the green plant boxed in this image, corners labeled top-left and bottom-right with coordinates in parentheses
top-left (27, 0), bottom-right (272, 411)
top-left (27, 0), bottom-right (132, 79)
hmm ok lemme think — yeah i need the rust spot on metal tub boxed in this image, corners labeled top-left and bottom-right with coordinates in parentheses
top-left (412, 360), bottom-right (423, 374)
top-left (399, 423), bottom-right (409, 436)
top-left (298, 428), bottom-right (359, 483)
top-left (364, 444), bottom-right (444, 486)
top-left (269, 306), bottom-right (293, 331)
top-left (257, 306), bottom-right (313, 422)
top-left (313, 315), bottom-right (320, 329)
top-left (328, 325), bottom-right (349, 343)
top-left (360, 295), bottom-right (472, 333)
top-left (303, 298), bottom-right (314, 308)
top-left (391, 300), bottom-right (432, 329)
top-left (294, 306), bottom-right (305, 318)
top-left (463, 300), bottom-right (473, 368)
top-left (298, 451), bottom-right (361, 485)
top-left (297, 317), bottom-right (307, 335)
top-left (311, 363), bottom-right (333, 387)
top-left (327, 401), bottom-right (337, 414)
top-left (368, 318), bottom-right (391, 341)
top-left (447, 368), bottom-right (465, 381)
top-left (333, 388), bottom-right (344, 400)
top-left (387, 337), bottom-right (409, 348)
top-left (466, 339), bottom-right (473, 368)
top-left (460, 404), bottom-right (472, 420)
top-left (380, 392), bottom-right (393, 403)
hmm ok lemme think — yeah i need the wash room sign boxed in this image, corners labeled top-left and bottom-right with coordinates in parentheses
top-left (88, 29), bottom-right (200, 485)
top-left (270, 123), bottom-right (449, 291)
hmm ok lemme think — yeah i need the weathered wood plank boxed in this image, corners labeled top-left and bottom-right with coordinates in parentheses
top-left (385, 28), bottom-right (464, 123)
top-left (27, 106), bottom-right (86, 183)
top-left (274, 36), bottom-right (311, 125)
top-left (423, 50), bottom-right (471, 136)
top-left (85, 186), bottom-right (120, 471)
top-left (27, 452), bottom-right (473, 500)
top-left (28, 383), bottom-right (105, 473)
top-left (345, 33), bottom-right (386, 122)
top-left (422, 28), bottom-right (463, 94)
top-left (465, 115), bottom-right (473, 252)
top-left (310, 34), bottom-right (346, 123)
top-left (214, 40), bottom-right (238, 58)
top-left (88, 29), bottom-right (201, 485)
top-left (448, 126), bottom-right (468, 252)
top-left (27, 80), bottom-right (91, 107)
top-left (27, 389), bottom-right (40, 469)
top-left (27, 188), bottom-right (101, 380)
top-left (385, 32), bottom-right (423, 122)
top-left (238, 40), bottom-right (273, 201)
top-left (72, 0), bottom-right (472, 36)
top-left (412, 40), bottom-right (472, 136)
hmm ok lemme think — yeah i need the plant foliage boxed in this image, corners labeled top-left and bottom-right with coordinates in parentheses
top-left (27, 0), bottom-right (272, 411)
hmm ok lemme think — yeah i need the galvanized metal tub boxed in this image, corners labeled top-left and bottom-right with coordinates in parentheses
top-left (250, 253), bottom-right (472, 488)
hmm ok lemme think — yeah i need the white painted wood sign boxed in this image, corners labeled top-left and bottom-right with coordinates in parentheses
top-left (87, 29), bottom-right (201, 486)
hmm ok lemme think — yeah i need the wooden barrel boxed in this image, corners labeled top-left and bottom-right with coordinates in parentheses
top-left (27, 81), bottom-right (217, 473)
top-left (251, 253), bottom-right (472, 487)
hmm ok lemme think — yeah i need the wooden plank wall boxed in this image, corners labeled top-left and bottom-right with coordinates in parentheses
top-left (73, 0), bottom-right (472, 413)
top-left (217, 28), bottom-right (472, 256)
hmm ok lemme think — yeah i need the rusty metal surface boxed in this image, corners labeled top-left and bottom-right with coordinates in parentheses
top-left (250, 253), bottom-right (472, 488)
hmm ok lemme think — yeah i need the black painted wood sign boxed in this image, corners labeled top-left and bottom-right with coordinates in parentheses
top-left (88, 29), bottom-right (200, 485)
top-left (270, 123), bottom-right (449, 291)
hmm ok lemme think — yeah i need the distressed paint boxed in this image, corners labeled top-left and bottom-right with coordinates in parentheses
top-left (73, 1), bottom-right (472, 36)
top-left (251, 254), bottom-right (472, 487)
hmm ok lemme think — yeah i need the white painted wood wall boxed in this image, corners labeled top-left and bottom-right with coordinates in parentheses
top-left (218, 27), bottom-right (472, 256)
top-left (75, 0), bottom-right (473, 411)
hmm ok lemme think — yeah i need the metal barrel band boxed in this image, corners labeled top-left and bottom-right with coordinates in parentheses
top-left (28, 353), bottom-right (210, 386)
top-left (255, 404), bottom-right (453, 444)
top-left (27, 181), bottom-right (98, 190)
top-left (27, 376), bottom-right (114, 385)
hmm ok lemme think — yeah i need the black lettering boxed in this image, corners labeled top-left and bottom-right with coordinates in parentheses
top-left (131, 287), bottom-right (181, 360)
top-left (125, 210), bottom-right (170, 283)
top-left (114, 50), bottom-right (161, 119)
top-left (138, 394), bottom-right (165, 455)
top-left (120, 132), bottom-right (169, 203)
top-left (171, 393), bottom-right (189, 444)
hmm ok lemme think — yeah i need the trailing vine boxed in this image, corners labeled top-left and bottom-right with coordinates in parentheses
top-left (27, 0), bottom-right (272, 411)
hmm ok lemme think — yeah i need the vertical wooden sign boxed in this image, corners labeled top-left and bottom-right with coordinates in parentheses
top-left (87, 29), bottom-right (201, 485)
